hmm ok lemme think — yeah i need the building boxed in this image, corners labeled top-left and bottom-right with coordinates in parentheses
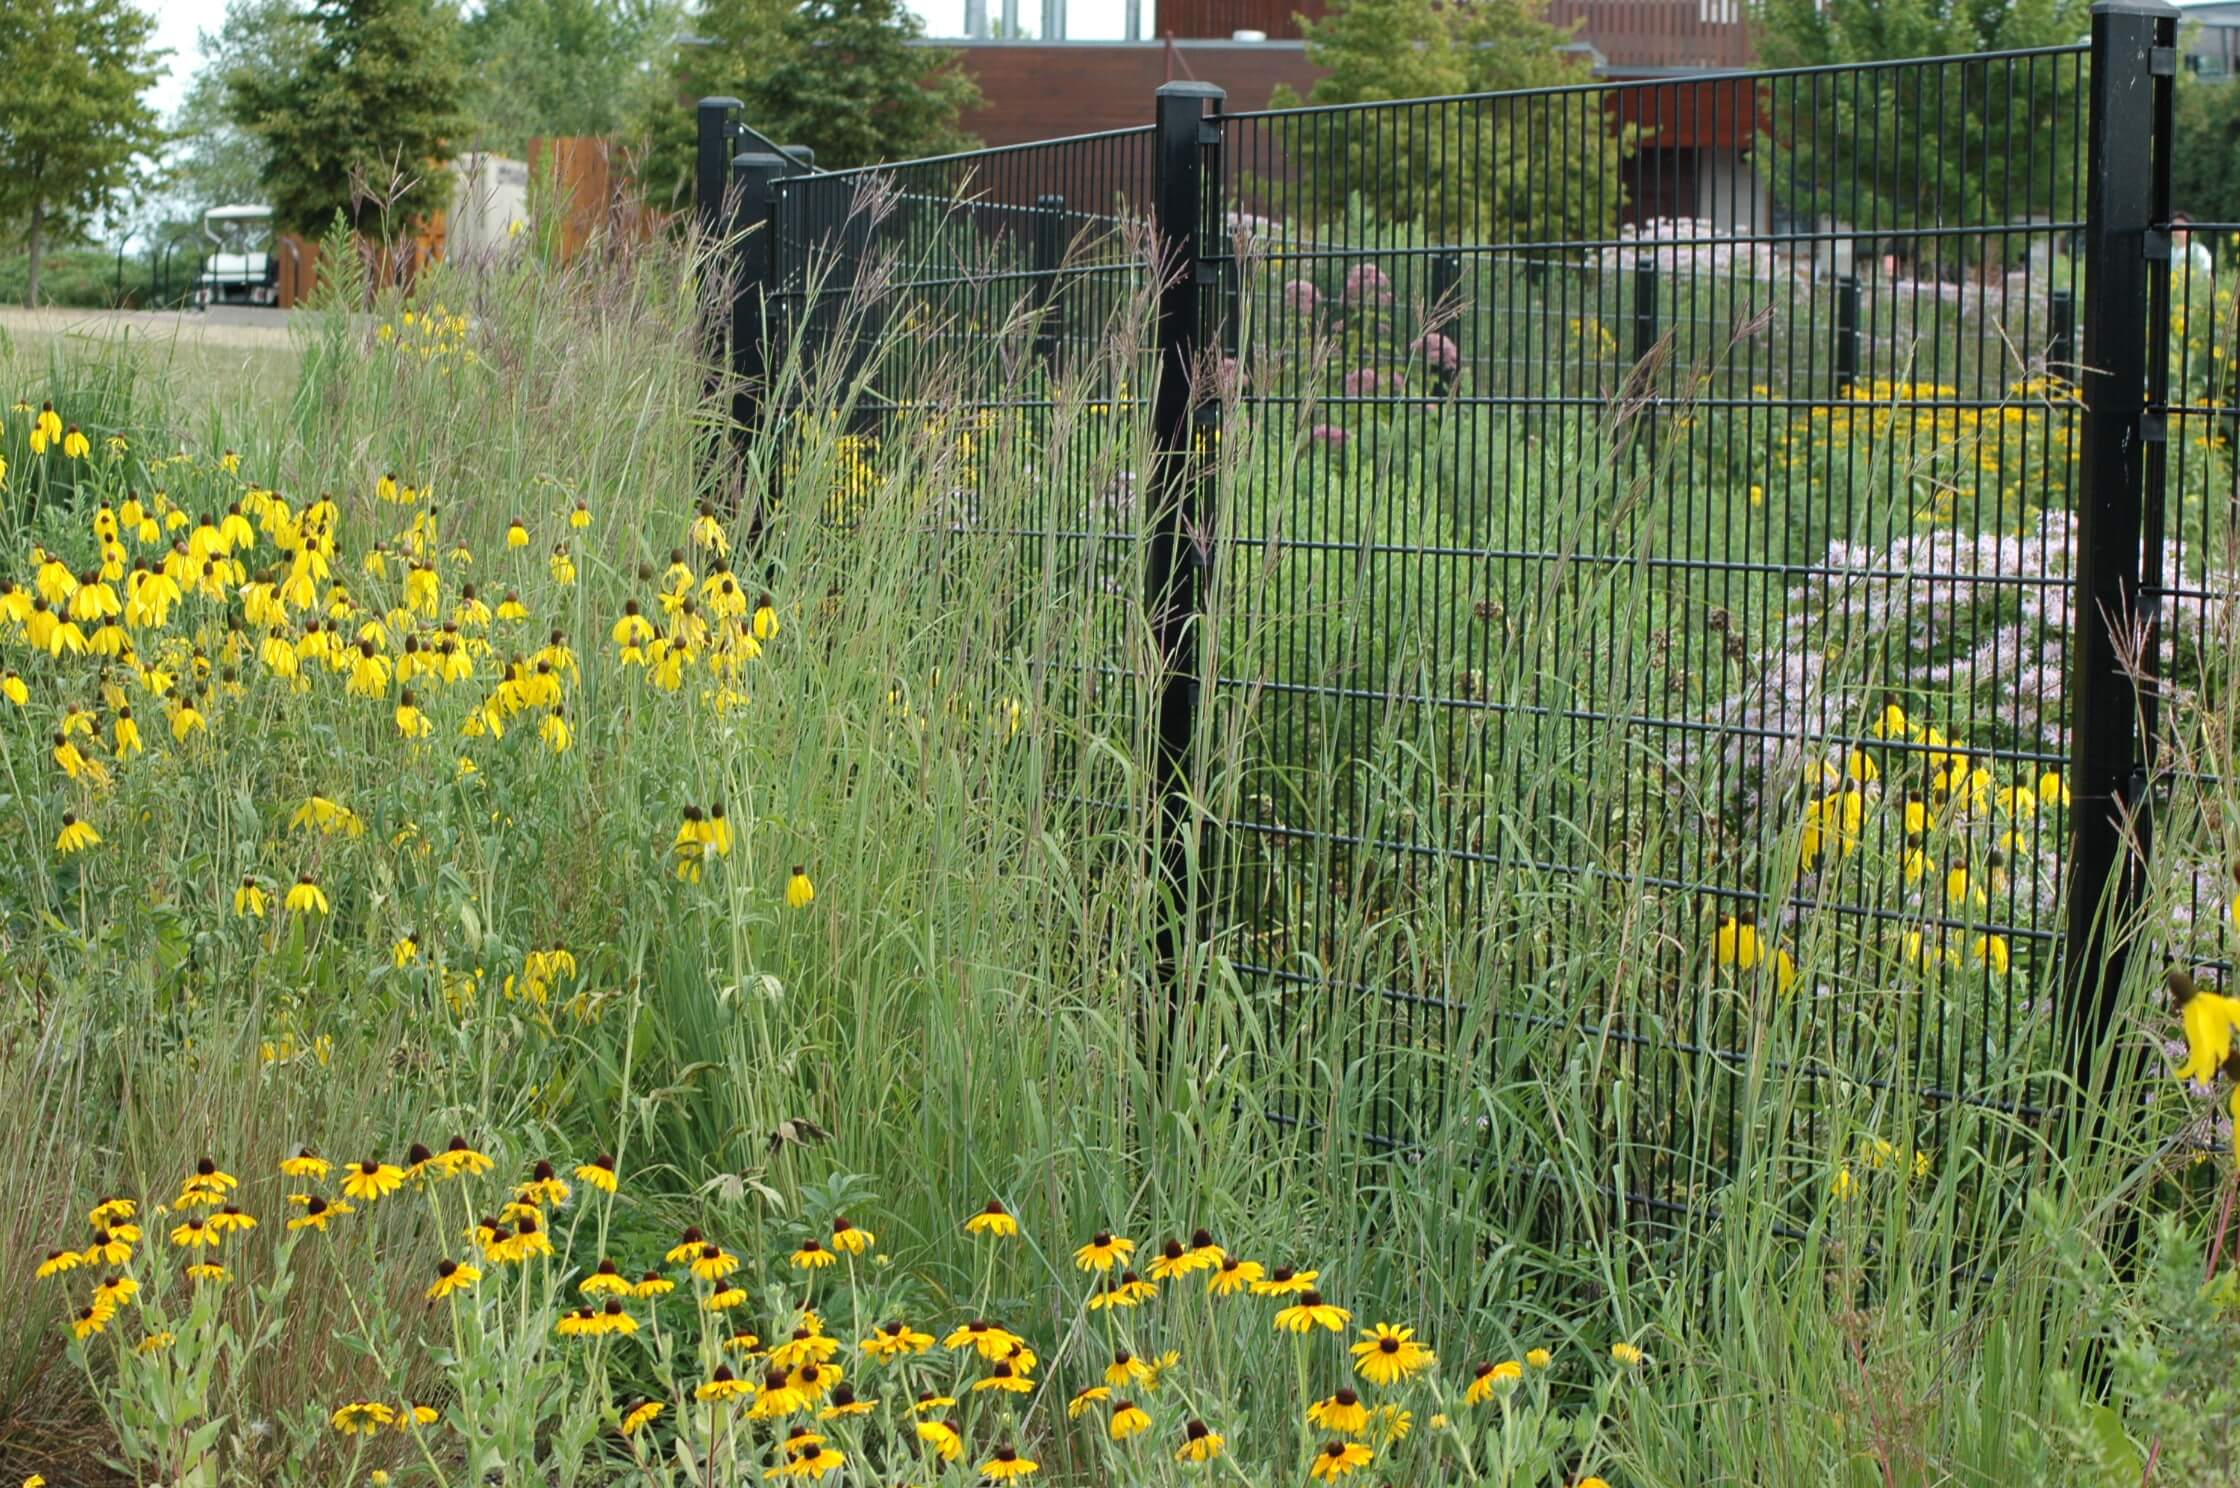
top-left (918, 0), bottom-right (1764, 228)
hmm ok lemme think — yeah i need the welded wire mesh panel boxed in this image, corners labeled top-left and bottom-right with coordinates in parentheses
top-left (1209, 48), bottom-right (2092, 1221)
top-left (767, 131), bottom-right (1161, 803)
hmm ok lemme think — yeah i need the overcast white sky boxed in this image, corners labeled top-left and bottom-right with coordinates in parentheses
top-left (138, 0), bottom-right (1143, 120)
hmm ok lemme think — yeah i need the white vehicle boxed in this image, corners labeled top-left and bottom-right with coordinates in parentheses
top-left (192, 205), bottom-right (278, 308)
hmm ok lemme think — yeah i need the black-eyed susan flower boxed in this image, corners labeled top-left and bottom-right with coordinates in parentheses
top-left (724, 1329), bottom-right (762, 1354)
top-left (964, 1200), bottom-right (1018, 1238)
top-left (1250, 1264), bottom-right (1317, 1296)
top-left (980, 1445), bottom-right (1038, 1480)
top-left (1088, 1270), bottom-right (1157, 1309)
top-left (1274, 1291), bottom-right (1351, 1333)
top-left (1073, 1231), bottom-right (1134, 1272)
top-left (1105, 1350), bottom-right (1153, 1388)
top-left (1176, 1421), bottom-right (1224, 1464)
top-left (94, 1274), bottom-right (138, 1308)
top-left (747, 1373), bottom-right (805, 1420)
top-left (517, 1159), bottom-right (570, 1208)
top-left (1111, 1399), bottom-right (1152, 1440)
top-left (913, 1392), bottom-right (958, 1414)
top-left (770, 1328), bottom-right (840, 1371)
top-left (791, 1238), bottom-right (836, 1270)
top-left (596, 1299), bottom-right (639, 1335)
top-left (54, 814), bottom-right (100, 855)
top-left (72, 1305), bottom-right (114, 1339)
top-left (862, 1321), bottom-right (933, 1359)
top-left (944, 1319), bottom-right (1024, 1360)
top-left (285, 874), bottom-right (330, 915)
top-left (620, 1399), bottom-right (664, 1436)
top-left (706, 1286), bottom-right (748, 1311)
top-left (1369, 1405), bottom-right (1411, 1443)
top-left (81, 1229), bottom-right (130, 1267)
top-left (288, 1196), bottom-right (350, 1231)
top-left (580, 1259), bottom-right (631, 1297)
top-left (1350, 1323), bottom-right (1435, 1386)
top-left (1307, 1389), bottom-right (1369, 1433)
top-left (1310, 1441), bottom-right (1373, 1480)
top-left (973, 1361), bottom-right (1033, 1394)
top-left (1147, 1237), bottom-right (1197, 1281)
top-left (87, 1197), bottom-right (134, 1228)
top-left (785, 866), bottom-right (815, 909)
top-left (575, 1155), bottom-right (618, 1193)
top-left (818, 1384), bottom-right (874, 1418)
top-left (208, 1206), bottom-right (256, 1235)
top-left (429, 1259), bottom-right (481, 1300)
top-left (331, 1401), bottom-right (395, 1436)
top-left (828, 1216), bottom-right (872, 1255)
top-left (690, 1242), bottom-right (739, 1281)
top-left (635, 1271), bottom-right (675, 1300)
top-left (440, 1137), bottom-right (495, 1177)
top-left (1207, 1255), bottom-right (1263, 1296)
top-left (789, 1361), bottom-right (840, 1400)
top-left (136, 1331), bottom-right (175, 1356)
top-left (1463, 1361), bottom-right (1519, 1405)
top-left (36, 1249), bottom-right (81, 1279)
top-left (499, 1214), bottom-right (555, 1263)
top-left (342, 1159), bottom-right (405, 1203)
top-left (696, 1366), bottom-right (755, 1403)
top-left (1069, 1385), bottom-right (1111, 1418)
top-left (917, 1418), bottom-right (964, 1461)
top-left (556, 1308), bottom-right (599, 1338)
top-left (185, 1263), bottom-right (229, 1283)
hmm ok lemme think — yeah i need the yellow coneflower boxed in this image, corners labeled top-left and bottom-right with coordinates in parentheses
top-left (785, 866), bottom-right (815, 909)
top-left (54, 814), bottom-right (100, 855)
top-left (1111, 1399), bottom-right (1153, 1440)
top-left (571, 500), bottom-right (592, 529)
top-left (506, 519), bottom-right (530, 549)
top-left (965, 1200), bottom-right (1018, 1237)
top-left (574, 1155), bottom-right (618, 1193)
top-left (1073, 1232), bottom-right (1134, 1272)
top-left (284, 875), bottom-right (330, 915)
top-left (1308, 1389), bottom-right (1369, 1433)
top-left (1207, 1255), bottom-right (1263, 1295)
top-left (428, 1259), bottom-right (481, 1300)
top-left (828, 1216), bottom-right (872, 1255)
top-left (1273, 1291), bottom-right (1351, 1333)
top-left (234, 877), bottom-right (269, 918)
top-left (917, 1419), bottom-right (964, 1461)
top-left (2171, 970), bottom-right (2240, 1084)
top-left (1350, 1323), bottom-right (1435, 1386)
top-left (621, 1400), bottom-right (664, 1436)
top-left (1176, 1421), bottom-right (1224, 1464)
top-left (342, 1159), bottom-right (405, 1203)
top-left (980, 1445), bottom-right (1039, 1480)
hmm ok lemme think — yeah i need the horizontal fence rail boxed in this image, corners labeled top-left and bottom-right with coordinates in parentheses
top-left (697, 0), bottom-right (2210, 1232)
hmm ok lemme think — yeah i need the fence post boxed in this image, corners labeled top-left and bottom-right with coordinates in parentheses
top-left (2049, 286), bottom-right (2076, 377)
top-left (728, 152), bottom-right (785, 492)
top-left (1630, 261), bottom-right (1659, 370)
top-left (695, 98), bottom-right (743, 237)
top-left (1430, 251), bottom-right (1463, 393)
top-left (1834, 273), bottom-right (1861, 394)
top-left (1147, 79), bottom-right (1224, 1060)
top-left (2066, 0), bottom-right (2178, 1097)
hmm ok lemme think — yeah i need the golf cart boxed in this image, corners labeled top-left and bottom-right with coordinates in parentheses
top-left (191, 205), bottom-right (279, 308)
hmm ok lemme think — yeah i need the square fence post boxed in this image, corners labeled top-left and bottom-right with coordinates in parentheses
top-left (696, 98), bottom-right (743, 238)
top-left (2049, 286), bottom-right (2076, 376)
top-left (1834, 272), bottom-right (1861, 395)
top-left (1147, 80), bottom-right (1224, 1059)
top-left (1430, 251), bottom-right (1464, 394)
top-left (1032, 194), bottom-right (1067, 365)
top-left (2067, 0), bottom-right (2179, 1095)
top-left (729, 152), bottom-right (787, 519)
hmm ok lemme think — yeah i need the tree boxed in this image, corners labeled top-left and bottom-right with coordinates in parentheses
top-left (2172, 74), bottom-right (2240, 230)
top-left (630, 0), bottom-right (980, 207)
top-left (228, 0), bottom-right (468, 241)
top-left (0, 0), bottom-right (167, 305)
top-left (742, 0), bottom-right (981, 170)
top-left (168, 0), bottom-right (321, 219)
top-left (1751, 0), bottom-right (2091, 270)
top-left (461, 0), bottom-right (684, 158)
top-left (1266, 0), bottom-right (1622, 245)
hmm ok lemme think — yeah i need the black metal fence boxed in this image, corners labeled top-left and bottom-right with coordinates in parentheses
top-left (695, 0), bottom-right (2224, 1218)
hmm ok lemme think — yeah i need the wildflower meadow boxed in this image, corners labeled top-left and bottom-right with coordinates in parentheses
top-left (0, 180), bottom-right (2237, 1488)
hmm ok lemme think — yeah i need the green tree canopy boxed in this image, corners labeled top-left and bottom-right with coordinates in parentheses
top-left (461, 0), bottom-right (684, 158)
top-left (1751, 0), bottom-right (2091, 267)
top-left (1266, 0), bottom-right (1622, 246)
top-left (227, 0), bottom-right (468, 240)
top-left (169, 0), bottom-right (320, 220)
top-left (0, 0), bottom-right (167, 305)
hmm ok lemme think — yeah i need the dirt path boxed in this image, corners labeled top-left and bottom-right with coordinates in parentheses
top-left (0, 306), bottom-right (298, 350)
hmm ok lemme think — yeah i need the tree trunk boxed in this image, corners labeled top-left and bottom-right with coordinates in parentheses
top-left (25, 201), bottom-right (44, 309)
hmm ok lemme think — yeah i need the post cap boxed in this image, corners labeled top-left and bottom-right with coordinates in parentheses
top-left (2088, 0), bottom-right (2178, 14)
top-left (1156, 81), bottom-right (1226, 100)
top-left (781, 146), bottom-right (817, 167)
top-left (698, 96), bottom-right (746, 113)
top-left (733, 152), bottom-right (788, 172)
